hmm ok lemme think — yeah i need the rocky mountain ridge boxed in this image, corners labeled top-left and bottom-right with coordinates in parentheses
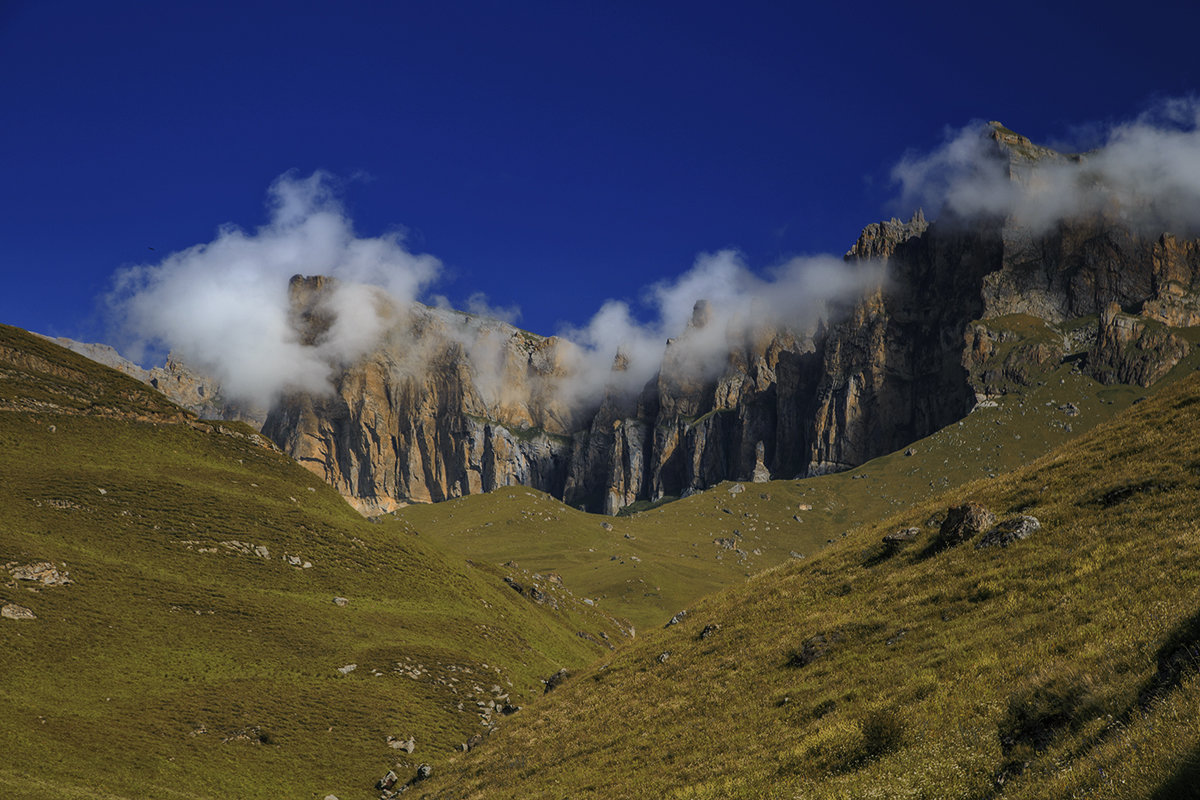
top-left (60, 123), bottom-right (1200, 515)
top-left (263, 124), bottom-right (1194, 514)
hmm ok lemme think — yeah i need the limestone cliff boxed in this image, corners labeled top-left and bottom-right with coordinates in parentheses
top-left (260, 122), bottom-right (1200, 514)
top-left (262, 277), bottom-right (580, 515)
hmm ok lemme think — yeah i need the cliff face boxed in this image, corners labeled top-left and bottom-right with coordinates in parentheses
top-left (261, 124), bottom-right (1200, 514)
top-left (262, 279), bottom-right (580, 515)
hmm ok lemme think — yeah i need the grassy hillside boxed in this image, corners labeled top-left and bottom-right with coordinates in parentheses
top-left (421, 366), bottom-right (1200, 798)
top-left (399, 352), bottom-right (1177, 631)
top-left (0, 325), bottom-right (628, 800)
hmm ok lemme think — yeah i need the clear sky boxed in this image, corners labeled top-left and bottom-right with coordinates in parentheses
top-left (4, 0), bottom-right (1200, 346)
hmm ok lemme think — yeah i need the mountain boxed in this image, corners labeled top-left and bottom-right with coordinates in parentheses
top-left (262, 122), bottom-right (1196, 515)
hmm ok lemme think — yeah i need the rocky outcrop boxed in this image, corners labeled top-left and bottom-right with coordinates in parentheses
top-left (963, 316), bottom-right (1065, 398)
top-left (263, 277), bottom-right (579, 515)
top-left (1089, 302), bottom-right (1190, 387)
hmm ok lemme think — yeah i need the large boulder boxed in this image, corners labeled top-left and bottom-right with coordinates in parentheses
top-left (937, 503), bottom-right (996, 549)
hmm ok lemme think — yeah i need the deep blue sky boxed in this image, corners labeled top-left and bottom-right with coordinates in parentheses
top-left (4, 0), bottom-right (1200, 343)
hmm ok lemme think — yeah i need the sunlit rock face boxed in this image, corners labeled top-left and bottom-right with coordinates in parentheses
top-left (261, 126), bottom-right (1200, 514)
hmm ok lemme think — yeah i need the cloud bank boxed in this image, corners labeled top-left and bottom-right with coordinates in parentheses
top-left (109, 171), bottom-right (880, 413)
top-left (109, 171), bottom-right (441, 406)
top-left (891, 98), bottom-right (1200, 234)
top-left (556, 250), bottom-right (878, 406)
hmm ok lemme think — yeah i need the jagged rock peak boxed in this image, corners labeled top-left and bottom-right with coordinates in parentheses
top-left (984, 120), bottom-right (1081, 184)
top-left (846, 209), bottom-right (929, 261)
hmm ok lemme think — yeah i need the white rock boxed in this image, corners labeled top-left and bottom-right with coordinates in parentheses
top-left (2, 603), bottom-right (36, 620)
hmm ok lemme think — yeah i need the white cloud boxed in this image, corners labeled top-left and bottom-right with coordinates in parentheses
top-left (555, 249), bottom-right (881, 407)
top-left (108, 173), bottom-right (882, 416)
top-left (890, 98), bottom-right (1200, 234)
top-left (108, 170), bottom-right (441, 407)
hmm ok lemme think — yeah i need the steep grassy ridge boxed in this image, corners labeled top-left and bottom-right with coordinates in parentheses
top-left (424, 367), bottom-right (1200, 799)
top-left (0, 325), bottom-right (626, 800)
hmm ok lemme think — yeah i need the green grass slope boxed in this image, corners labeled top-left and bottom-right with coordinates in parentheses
top-left (423, 366), bottom-right (1200, 799)
top-left (0, 325), bottom-right (628, 800)
top-left (400, 351), bottom-right (1183, 632)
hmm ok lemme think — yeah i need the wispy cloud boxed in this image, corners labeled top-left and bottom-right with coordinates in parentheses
top-left (108, 170), bottom-right (441, 406)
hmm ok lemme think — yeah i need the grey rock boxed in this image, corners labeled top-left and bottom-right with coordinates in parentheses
top-left (543, 668), bottom-right (570, 693)
top-left (1, 603), bottom-right (36, 620)
top-left (977, 515), bottom-right (1041, 549)
top-left (9, 561), bottom-right (71, 586)
top-left (665, 609), bottom-right (688, 627)
top-left (882, 527), bottom-right (920, 547)
top-left (333, 596), bottom-right (349, 607)
top-left (376, 770), bottom-right (399, 791)
top-left (937, 502), bottom-right (996, 548)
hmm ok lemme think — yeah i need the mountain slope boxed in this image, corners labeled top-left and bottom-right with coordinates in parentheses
top-left (0, 324), bottom-right (628, 800)
top-left (421, 363), bottom-right (1200, 799)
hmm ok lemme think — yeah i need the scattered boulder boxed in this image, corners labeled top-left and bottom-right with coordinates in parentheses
top-left (977, 516), bottom-right (1041, 549)
top-left (387, 735), bottom-right (415, 753)
top-left (601, 522), bottom-right (613, 531)
top-left (9, 561), bottom-right (72, 586)
top-left (728, 483), bottom-right (744, 495)
top-left (415, 764), bottom-right (432, 782)
top-left (337, 663), bottom-right (357, 675)
top-left (698, 624), bottom-right (720, 640)
top-left (332, 596), bottom-right (349, 607)
top-left (2, 602), bottom-right (36, 620)
top-left (498, 703), bottom-right (520, 715)
top-left (656, 651), bottom-right (671, 664)
top-left (904, 448), bottom-right (917, 457)
top-left (937, 502), bottom-right (996, 549)
top-left (375, 770), bottom-right (398, 791)
top-left (543, 668), bottom-right (570, 693)
top-left (882, 527), bottom-right (920, 550)
top-left (665, 609), bottom-right (688, 627)
top-left (1059, 403), bottom-right (1080, 417)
